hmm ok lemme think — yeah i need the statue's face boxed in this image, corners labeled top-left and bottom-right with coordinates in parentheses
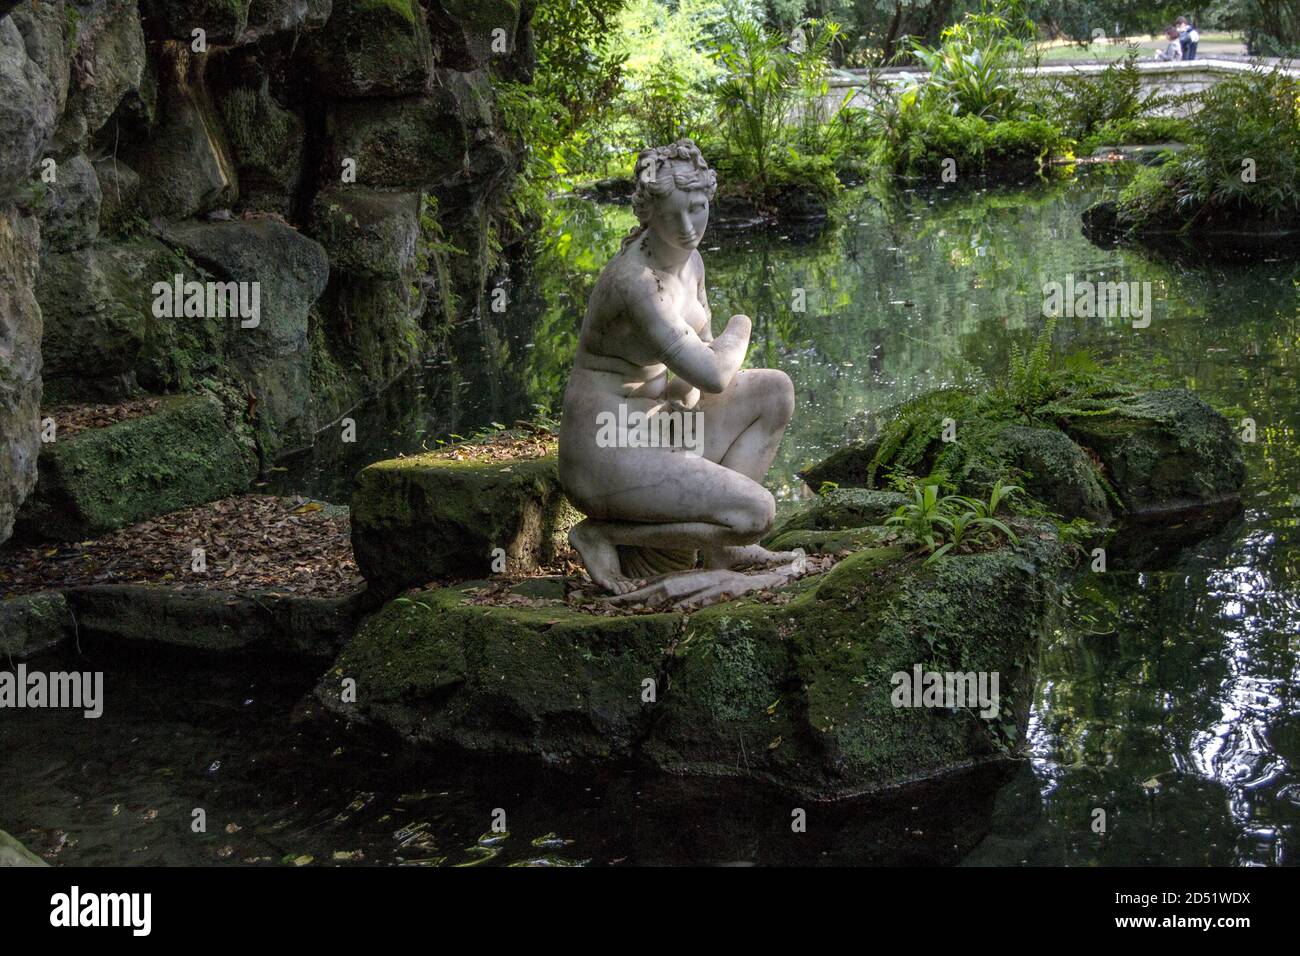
top-left (647, 180), bottom-right (710, 253)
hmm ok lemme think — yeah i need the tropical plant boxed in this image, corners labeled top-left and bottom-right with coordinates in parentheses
top-left (711, 15), bottom-right (840, 187)
top-left (885, 481), bottom-right (956, 553)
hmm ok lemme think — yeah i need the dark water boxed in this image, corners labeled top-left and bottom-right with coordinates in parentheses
top-left (3, 166), bottom-right (1297, 865)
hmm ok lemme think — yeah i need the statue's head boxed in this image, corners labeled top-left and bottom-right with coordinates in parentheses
top-left (631, 140), bottom-right (717, 253)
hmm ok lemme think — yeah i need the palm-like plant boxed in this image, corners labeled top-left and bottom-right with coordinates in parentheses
top-left (886, 482), bottom-right (957, 553)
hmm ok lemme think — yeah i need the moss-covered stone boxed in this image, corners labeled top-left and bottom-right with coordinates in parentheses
top-left (310, 0), bottom-right (433, 98)
top-left (433, 0), bottom-right (521, 64)
top-left (37, 236), bottom-right (222, 401)
top-left (350, 449), bottom-right (578, 596)
top-left (1060, 388), bottom-right (1246, 516)
top-left (645, 534), bottom-right (1064, 798)
top-left (40, 153), bottom-right (101, 252)
top-left (160, 218), bottom-right (330, 456)
top-left (62, 583), bottom-right (364, 657)
top-left (17, 392), bottom-right (258, 540)
top-left (125, 46), bottom-right (238, 220)
top-left (801, 386), bottom-right (1242, 524)
top-left (309, 185), bottom-right (420, 278)
top-left (321, 522), bottom-right (1067, 798)
top-left (328, 94), bottom-right (468, 190)
top-left (139, 0), bottom-right (252, 44)
top-left (92, 158), bottom-right (142, 235)
top-left (217, 67), bottom-right (305, 216)
top-left (319, 587), bottom-right (678, 759)
top-left (0, 592), bottom-right (72, 660)
top-left (315, 273), bottom-right (425, 398)
top-left (768, 488), bottom-right (906, 536)
top-left (52, 0), bottom-right (148, 154)
top-left (987, 425), bottom-right (1112, 523)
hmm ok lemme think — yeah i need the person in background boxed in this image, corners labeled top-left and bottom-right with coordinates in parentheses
top-left (1175, 16), bottom-right (1200, 60)
top-left (1156, 26), bottom-right (1183, 61)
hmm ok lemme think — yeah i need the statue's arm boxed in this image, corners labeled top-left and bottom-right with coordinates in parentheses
top-left (621, 273), bottom-right (748, 395)
top-left (696, 267), bottom-right (714, 344)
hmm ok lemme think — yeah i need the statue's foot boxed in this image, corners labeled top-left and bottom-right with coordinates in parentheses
top-left (569, 521), bottom-right (641, 595)
top-left (703, 544), bottom-right (801, 571)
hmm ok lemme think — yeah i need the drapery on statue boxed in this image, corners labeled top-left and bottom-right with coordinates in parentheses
top-left (558, 140), bottom-right (814, 607)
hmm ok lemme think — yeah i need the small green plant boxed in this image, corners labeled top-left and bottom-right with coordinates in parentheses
top-left (951, 478), bottom-right (1022, 543)
top-left (885, 482), bottom-right (956, 554)
top-left (887, 475), bottom-right (1022, 565)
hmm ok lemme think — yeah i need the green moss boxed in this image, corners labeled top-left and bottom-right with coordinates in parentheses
top-left (18, 392), bottom-right (258, 540)
top-left (325, 586), bottom-right (678, 758)
top-left (350, 451), bottom-right (578, 595)
top-left (356, 0), bottom-right (418, 23)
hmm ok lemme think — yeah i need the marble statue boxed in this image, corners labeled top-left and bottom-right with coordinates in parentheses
top-left (558, 140), bottom-right (811, 607)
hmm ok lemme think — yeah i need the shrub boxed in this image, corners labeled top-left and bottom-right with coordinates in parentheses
top-left (1113, 68), bottom-right (1300, 229)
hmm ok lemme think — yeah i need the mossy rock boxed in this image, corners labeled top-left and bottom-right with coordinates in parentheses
top-left (319, 586), bottom-right (676, 759)
top-left (987, 425), bottom-right (1112, 524)
top-left (432, 0), bottom-right (521, 65)
top-left (1060, 388), bottom-right (1245, 516)
top-left (309, 185), bottom-right (421, 278)
top-left (767, 488), bottom-right (906, 536)
top-left (801, 386), bottom-right (1242, 524)
top-left (0, 592), bottom-right (72, 660)
top-left (218, 70), bottom-right (305, 216)
top-left (328, 94), bottom-right (470, 190)
top-left (645, 533), bottom-right (1065, 798)
top-left (17, 392), bottom-right (258, 540)
top-left (62, 584), bottom-right (364, 657)
top-left (139, 0), bottom-right (252, 44)
top-left (322, 516), bottom-right (1069, 798)
top-left (799, 439), bottom-right (881, 493)
top-left (350, 449), bottom-right (579, 597)
top-left (161, 219), bottom-right (330, 456)
top-left (311, 0), bottom-right (433, 98)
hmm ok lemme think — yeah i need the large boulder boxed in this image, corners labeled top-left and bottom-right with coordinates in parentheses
top-left (802, 387), bottom-right (1243, 525)
top-left (1059, 388), bottom-right (1246, 517)
top-left (327, 89), bottom-right (476, 190)
top-left (431, 0), bottom-right (521, 66)
top-left (161, 219), bottom-right (330, 455)
top-left (16, 391), bottom-right (258, 540)
top-left (53, 0), bottom-right (149, 154)
top-left (125, 46), bottom-right (237, 219)
top-left (36, 235), bottom-right (220, 401)
top-left (321, 586), bottom-right (676, 759)
top-left (310, 0), bottom-right (433, 98)
top-left (320, 516), bottom-right (1069, 799)
top-left (0, 2), bottom-right (67, 199)
top-left (309, 185), bottom-right (421, 278)
top-left (0, 592), bottom-right (72, 660)
top-left (350, 448), bottom-right (578, 597)
top-left (0, 209), bottom-right (42, 546)
top-left (215, 51), bottom-right (306, 215)
top-left (987, 424), bottom-right (1112, 523)
top-left (39, 152), bottom-right (101, 252)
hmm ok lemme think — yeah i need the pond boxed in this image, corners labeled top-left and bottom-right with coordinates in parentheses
top-left (3, 166), bottom-right (1297, 865)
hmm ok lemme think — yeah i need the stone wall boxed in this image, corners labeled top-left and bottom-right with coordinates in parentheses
top-left (0, 0), bottom-right (533, 544)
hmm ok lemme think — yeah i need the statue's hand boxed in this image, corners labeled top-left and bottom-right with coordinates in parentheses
top-left (665, 375), bottom-right (700, 410)
top-left (723, 314), bottom-right (752, 339)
